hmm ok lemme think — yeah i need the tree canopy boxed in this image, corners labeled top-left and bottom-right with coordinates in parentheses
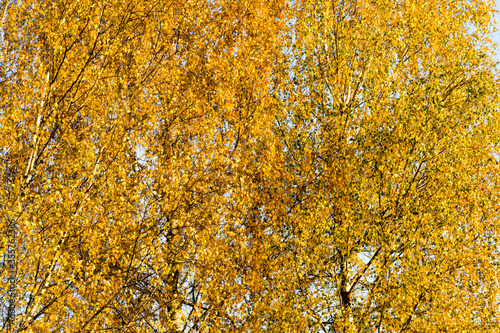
top-left (0, 0), bottom-right (499, 331)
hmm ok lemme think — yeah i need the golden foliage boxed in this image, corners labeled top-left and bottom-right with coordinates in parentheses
top-left (0, 0), bottom-right (499, 331)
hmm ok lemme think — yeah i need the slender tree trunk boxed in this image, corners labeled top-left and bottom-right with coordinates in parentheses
top-left (339, 253), bottom-right (354, 333)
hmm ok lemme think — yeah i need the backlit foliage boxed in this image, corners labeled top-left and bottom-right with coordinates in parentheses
top-left (0, 0), bottom-right (499, 331)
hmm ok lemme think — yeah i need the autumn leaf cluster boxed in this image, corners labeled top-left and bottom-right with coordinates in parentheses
top-left (0, 0), bottom-right (499, 331)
